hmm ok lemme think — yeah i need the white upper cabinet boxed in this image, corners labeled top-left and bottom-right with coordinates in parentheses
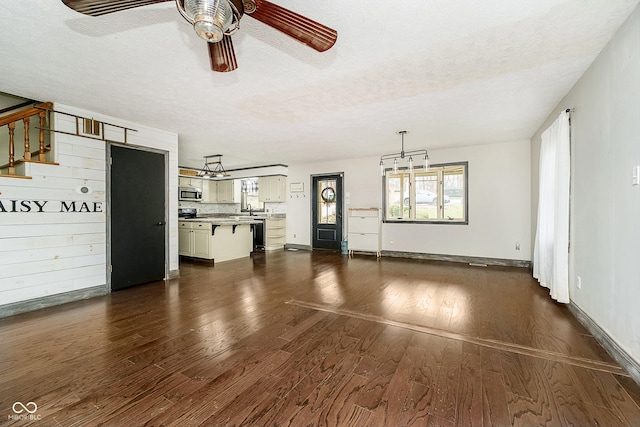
top-left (216, 179), bottom-right (240, 203)
top-left (179, 176), bottom-right (203, 189)
top-left (201, 179), bottom-right (217, 203)
top-left (259, 175), bottom-right (286, 203)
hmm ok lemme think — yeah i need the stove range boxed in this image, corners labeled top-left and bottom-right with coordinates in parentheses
top-left (178, 207), bottom-right (197, 219)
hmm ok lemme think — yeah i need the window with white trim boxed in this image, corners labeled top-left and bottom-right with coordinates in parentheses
top-left (383, 162), bottom-right (468, 223)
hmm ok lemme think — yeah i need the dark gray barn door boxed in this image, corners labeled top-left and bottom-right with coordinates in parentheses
top-left (110, 145), bottom-right (166, 291)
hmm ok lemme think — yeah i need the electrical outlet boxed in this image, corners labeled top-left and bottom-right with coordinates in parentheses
top-left (633, 165), bottom-right (640, 186)
top-left (293, 233), bottom-right (296, 238)
top-left (577, 276), bottom-right (582, 289)
top-left (515, 242), bottom-right (520, 251)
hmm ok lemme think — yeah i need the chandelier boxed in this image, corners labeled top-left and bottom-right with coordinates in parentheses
top-left (380, 131), bottom-right (429, 176)
top-left (198, 154), bottom-right (230, 178)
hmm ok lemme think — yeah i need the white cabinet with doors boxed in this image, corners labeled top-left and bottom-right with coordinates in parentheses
top-left (179, 219), bottom-right (254, 262)
top-left (347, 208), bottom-right (381, 257)
top-left (179, 177), bottom-right (203, 189)
top-left (216, 179), bottom-right (240, 203)
top-left (178, 221), bottom-right (212, 259)
top-left (201, 179), bottom-right (217, 203)
top-left (258, 175), bottom-right (286, 202)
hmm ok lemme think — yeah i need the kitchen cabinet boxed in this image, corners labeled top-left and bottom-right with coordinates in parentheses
top-left (201, 179), bottom-right (217, 203)
top-left (192, 228), bottom-right (211, 258)
top-left (259, 175), bottom-right (286, 202)
top-left (178, 224), bottom-right (191, 255)
top-left (216, 179), bottom-right (240, 203)
top-left (265, 217), bottom-right (286, 250)
top-left (179, 177), bottom-right (203, 189)
top-left (179, 221), bottom-right (213, 259)
top-left (179, 219), bottom-right (255, 262)
top-left (347, 208), bottom-right (381, 257)
top-left (210, 224), bottom-right (253, 262)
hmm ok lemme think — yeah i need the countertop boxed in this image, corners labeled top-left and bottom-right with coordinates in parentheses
top-left (179, 217), bottom-right (264, 226)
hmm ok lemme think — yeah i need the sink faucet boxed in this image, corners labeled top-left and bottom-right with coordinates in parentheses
top-left (247, 203), bottom-right (253, 216)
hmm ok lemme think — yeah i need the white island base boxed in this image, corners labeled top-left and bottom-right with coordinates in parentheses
top-left (179, 219), bottom-right (256, 263)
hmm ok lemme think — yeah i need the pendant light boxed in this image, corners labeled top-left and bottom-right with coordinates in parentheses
top-left (198, 154), bottom-right (230, 178)
top-left (380, 131), bottom-right (430, 176)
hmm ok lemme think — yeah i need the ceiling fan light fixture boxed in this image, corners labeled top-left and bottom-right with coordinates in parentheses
top-left (185, 0), bottom-right (234, 42)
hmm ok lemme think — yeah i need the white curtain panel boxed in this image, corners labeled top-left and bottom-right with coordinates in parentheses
top-left (533, 111), bottom-right (571, 303)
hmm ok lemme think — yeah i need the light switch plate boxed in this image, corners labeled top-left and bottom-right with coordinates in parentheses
top-left (633, 165), bottom-right (640, 186)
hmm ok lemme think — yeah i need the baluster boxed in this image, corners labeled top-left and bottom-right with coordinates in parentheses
top-left (38, 111), bottom-right (46, 161)
top-left (23, 116), bottom-right (31, 161)
top-left (8, 121), bottom-right (16, 175)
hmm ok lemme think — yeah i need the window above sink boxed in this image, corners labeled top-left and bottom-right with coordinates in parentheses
top-left (240, 178), bottom-right (265, 213)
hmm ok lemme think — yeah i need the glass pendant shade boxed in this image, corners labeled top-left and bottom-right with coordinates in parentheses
top-left (408, 156), bottom-right (413, 172)
top-left (393, 158), bottom-right (398, 174)
top-left (185, 0), bottom-right (233, 42)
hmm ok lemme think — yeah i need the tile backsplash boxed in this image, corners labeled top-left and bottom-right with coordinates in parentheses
top-left (179, 201), bottom-right (286, 215)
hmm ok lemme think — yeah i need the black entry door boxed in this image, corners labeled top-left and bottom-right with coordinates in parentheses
top-left (312, 174), bottom-right (343, 250)
top-left (110, 145), bottom-right (166, 291)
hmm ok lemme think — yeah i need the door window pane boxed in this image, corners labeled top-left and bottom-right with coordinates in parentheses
top-left (317, 179), bottom-right (337, 224)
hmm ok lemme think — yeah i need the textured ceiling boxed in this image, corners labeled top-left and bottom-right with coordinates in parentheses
top-left (1, 0), bottom-right (638, 169)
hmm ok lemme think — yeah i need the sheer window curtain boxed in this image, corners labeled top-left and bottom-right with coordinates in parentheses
top-left (533, 111), bottom-right (571, 303)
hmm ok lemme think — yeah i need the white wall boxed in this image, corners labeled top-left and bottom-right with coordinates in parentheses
top-left (0, 103), bottom-right (178, 306)
top-left (530, 6), bottom-right (640, 363)
top-left (287, 139), bottom-right (531, 261)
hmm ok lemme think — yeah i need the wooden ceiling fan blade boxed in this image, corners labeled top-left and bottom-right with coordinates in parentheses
top-left (208, 36), bottom-right (238, 72)
top-left (61, 0), bottom-right (173, 17)
top-left (249, 0), bottom-right (337, 52)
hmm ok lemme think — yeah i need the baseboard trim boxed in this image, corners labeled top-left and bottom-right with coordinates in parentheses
top-left (168, 269), bottom-right (180, 279)
top-left (381, 250), bottom-right (532, 268)
top-left (283, 245), bottom-right (531, 268)
top-left (285, 244), bottom-right (312, 251)
top-left (569, 302), bottom-right (640, 385)
top-left (0, 285), bottom-right (108, 319)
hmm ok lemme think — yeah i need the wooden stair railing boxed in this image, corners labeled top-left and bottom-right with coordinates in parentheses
top-left (0, 102), bottom-right (53, 178)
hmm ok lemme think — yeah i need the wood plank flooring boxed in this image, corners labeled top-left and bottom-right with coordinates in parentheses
top-left (1, 250), bottom-right (639, 426)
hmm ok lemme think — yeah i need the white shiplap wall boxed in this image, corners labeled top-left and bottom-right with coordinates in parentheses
top-left (0, 104), bottom-right (178, 307)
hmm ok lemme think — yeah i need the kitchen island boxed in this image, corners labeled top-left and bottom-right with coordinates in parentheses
top-left (178, 217), bottom-right (262, 263)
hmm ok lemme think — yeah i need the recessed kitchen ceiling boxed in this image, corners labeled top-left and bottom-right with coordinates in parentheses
top-left (1, 0), bottom-right (638, 169)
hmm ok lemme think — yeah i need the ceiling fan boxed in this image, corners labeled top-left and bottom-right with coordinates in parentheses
top-left (60, 0), bottom-right (338, 72)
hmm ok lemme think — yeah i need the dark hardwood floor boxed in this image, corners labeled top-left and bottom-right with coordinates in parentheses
top-left (1, 250), bottom-right (639, 426)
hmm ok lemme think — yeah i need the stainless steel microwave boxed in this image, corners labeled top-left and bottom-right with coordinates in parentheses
top-left (179, 186), bottom-right (202, 202)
